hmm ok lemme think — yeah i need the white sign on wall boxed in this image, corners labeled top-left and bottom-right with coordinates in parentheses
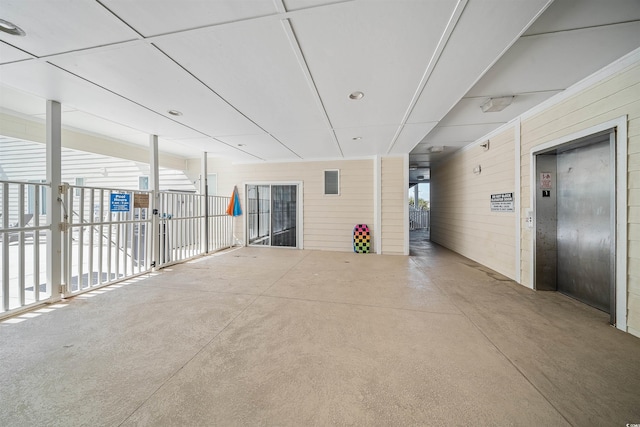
top-left (490, 193), bottom-right (514, 212)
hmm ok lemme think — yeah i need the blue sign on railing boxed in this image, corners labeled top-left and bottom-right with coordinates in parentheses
top-left (110, 193), bottom-right (131, 212)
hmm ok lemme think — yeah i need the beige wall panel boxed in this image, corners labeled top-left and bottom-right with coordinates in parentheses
top-left (431, 126), bottom-right (516, 279)
top-left (523, 100), bottom-right (640, 149)
top-left (630, 272), bottom-right (640, 295)
top-left (194, 158), bottom-right (375, 253)
top-left (381, 157), bottom-right (406, 255)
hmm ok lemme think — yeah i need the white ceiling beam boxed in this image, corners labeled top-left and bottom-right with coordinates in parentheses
top-left (385, 0), bottom-right (468, 155)
top-left (280, 18), bottom-right (344, 157)
top-left (272, 0), bottom-right (287, 14)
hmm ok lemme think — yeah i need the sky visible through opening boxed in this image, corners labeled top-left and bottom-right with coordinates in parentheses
top-left (408, 183), bottom-right (429, 202)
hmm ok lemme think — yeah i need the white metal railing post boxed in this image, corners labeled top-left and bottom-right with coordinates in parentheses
top-left (149, 135), bottom-right (160, 270)
top-left (61, 185), bottom-right (71, 295)
top-left (201, 152), bottom-right (208, 254)
top-left (2, 182), bottom-right (9, 311)
top-left (46, 100), bottom-right (63, 301)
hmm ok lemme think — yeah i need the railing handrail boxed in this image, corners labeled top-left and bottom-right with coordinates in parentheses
top-left (68, 184), bottom-right (152, 194)
top-left (0, 179), bottom-right (51, 186)
top-left (0, 225), bottom-right (50, 232)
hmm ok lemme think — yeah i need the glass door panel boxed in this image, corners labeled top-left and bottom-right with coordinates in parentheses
top-left (247, 185), bottom-right (270, 246)
top-left (271, 185), bottom-right (296, 247)
top-left (247, 184), bottom-right (297, 248)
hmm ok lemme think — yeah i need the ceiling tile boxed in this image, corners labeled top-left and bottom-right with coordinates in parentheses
top-left (101, 0), bottom-right (279, 37)
top-left (0, 41), bottom-right (33, 64)
top-left (271, 129), bottom-right (342, 159)
top-left (48, 42), bottom-right (263, 137)
top-left (0, 1), bottom-right (138, 57)
top-left (216, 133), bottom-right (301, 161)
top-left (467, 22), bottom-right (640, 97)
top-left (154, 18), bottom-right (328, 135)
top-left (0, 60), bottom-right (203, 140)
top-left (524, 0), bottom-right (640, 35)
top-left (419, 123), bottom-right (502, 147)
top-left (334, 125), bottom-right (398, 158)
top-left (165, 137), bottom-right (260, 161)
top-left (389, 122), bottom-right (438, 155)
top-left (407, 0), bottom-right (550, 124)
top-left (60, 110), bottom-right (150, 143)
top-left (283, 0), bottom-right (347, 12)
top-left (290, 1), bottom-right (457, 129)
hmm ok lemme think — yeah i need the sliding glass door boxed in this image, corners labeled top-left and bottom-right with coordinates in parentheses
top-left (247, 184), bottom-right (297, 248)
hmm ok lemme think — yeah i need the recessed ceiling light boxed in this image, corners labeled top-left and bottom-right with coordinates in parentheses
top-left (0, 19), bottom-right (26, 36)
top-left (167, 109), bottom-right (182, 116)
top-left (349, 91), bottom-right (364, 100)
top-left (352, 137), bottom-right (362, 141)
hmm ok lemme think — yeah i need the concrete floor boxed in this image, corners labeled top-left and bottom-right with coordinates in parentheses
top-left (1, 232), bottom-right (639, 426)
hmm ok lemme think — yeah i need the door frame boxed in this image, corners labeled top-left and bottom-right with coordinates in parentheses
top-left (529, 116), bottom-right (627, 331)
top-left (243, 181), bottom-right (304, 249)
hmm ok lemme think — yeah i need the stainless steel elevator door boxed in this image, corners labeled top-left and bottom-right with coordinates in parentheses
top-left (556, 139), bottom-right (612, 312)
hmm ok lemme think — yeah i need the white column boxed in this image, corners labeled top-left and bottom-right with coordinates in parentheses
top-left (403, 154), bottom-right (410, 256)
top-left (149, 135), bottom-right (160, 270)
top-left (201, 152), bottom-right (208, 254)
top-left (46, 100), bottom-right (62, 300)
top-left (374, 156), bottom-right (382, 254)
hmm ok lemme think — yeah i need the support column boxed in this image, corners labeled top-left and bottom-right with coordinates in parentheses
top-left (374, 155), bottom-right (382, 254)
top-left (46, 100), bottom-right (62, 300)
top-left (414, 184), bottom-right (419, 207)
top-left (403, 154), bottom-right (410, 256)
top-left (149, 135), bottom-right (160, 270)
top-left (201, 152), bottom-right (208, 254)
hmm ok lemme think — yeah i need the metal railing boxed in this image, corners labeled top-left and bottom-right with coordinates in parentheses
top-left (207, 195), bottom-right (233, 253)
top-left (157, 192), bottom-right (233, 268)
top-left (0, 180), bottom-right (52, 314)
top-left (1, 180), bottom-right (235, 319)
top-left (157, 191), bottom-right (202, 267)
top-left (409, 206), bottom-right (429, 230)
top-left (62, 185), bottom-right (153, 297)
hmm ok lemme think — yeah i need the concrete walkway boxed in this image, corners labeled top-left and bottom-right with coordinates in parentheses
top-left (1, 238), bottom-right (639, 426)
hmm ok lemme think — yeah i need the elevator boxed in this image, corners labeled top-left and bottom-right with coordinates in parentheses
top-left (534, 130), bottom-right (616, 324)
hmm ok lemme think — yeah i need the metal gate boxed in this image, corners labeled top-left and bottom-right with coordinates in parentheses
top-left (157, 191), bottom-right (202, 267)
top-left (1, 180), bottom-right (234, 319)
top-left (62, 185), bottom-right (153, 297)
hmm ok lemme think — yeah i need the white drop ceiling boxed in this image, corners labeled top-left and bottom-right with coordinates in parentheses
top-left (0, 0), bottom-right (638, 179)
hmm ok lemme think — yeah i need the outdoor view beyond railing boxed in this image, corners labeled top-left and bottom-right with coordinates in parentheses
top-left (409, 206), bottom-right (429, 230)
top-left (0, 180), bottom-right (234, 318)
